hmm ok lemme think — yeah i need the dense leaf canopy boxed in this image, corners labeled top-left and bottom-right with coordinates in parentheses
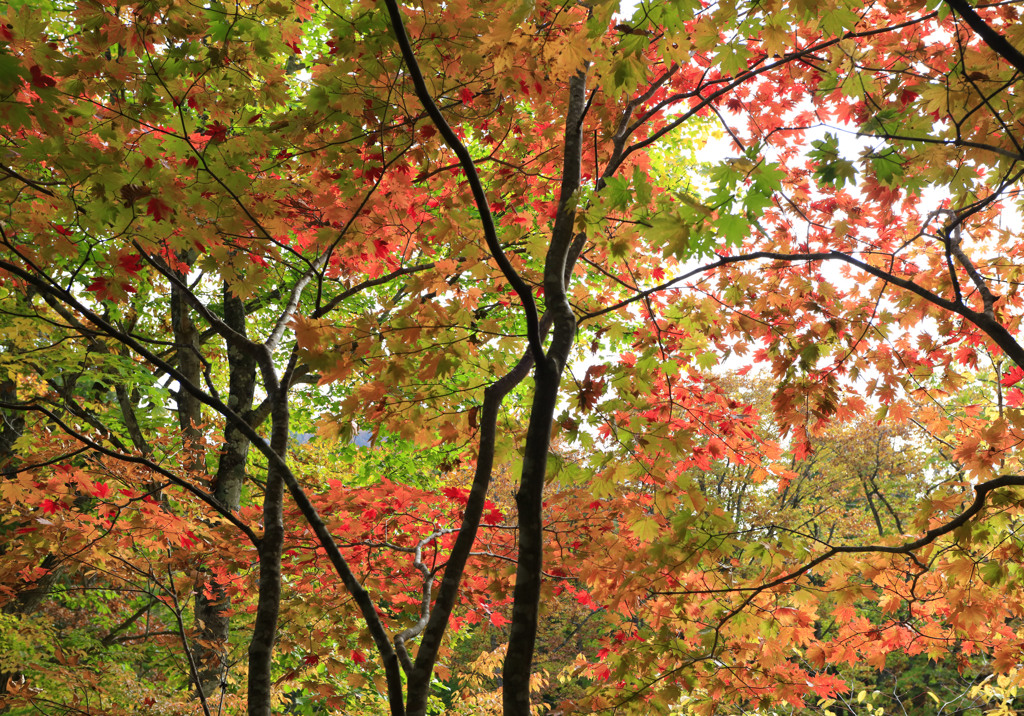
top-left (2, 0), bottom-right (1024, 713)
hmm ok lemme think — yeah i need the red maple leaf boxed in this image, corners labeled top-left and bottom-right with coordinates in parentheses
top-left (146, 197), bottom-right (173, 222)
top-left (85, 276), bottom-right (136, 300)
top-left (482, 508), bottom-right (503, 525)
top-left (204, 122), bottom-right (229, 143)
top-left (442, 486), bottom-right (468, 504)
top-left (29, 65), bottom-right (56, 89)
top-left (117, 253), bottom-right (144, 275)
top-left (85, 277), bottom-right (110, 296)
top-left (1001, 365), bottom-right (1024, 387)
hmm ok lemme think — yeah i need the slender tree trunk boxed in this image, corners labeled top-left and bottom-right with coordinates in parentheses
top-left (404, 353), bottom-right (536, 715)
top-left (0, 371), bottom-right (23, 469)
top-left (247, 395), bottom-right (288, 716)
top-left (170, 263), bottom-right (219, 701)
top-left (502, 360), bottom-right (564, 714)
top-left (195, 287), bottom-right (257, 695)
top-left (170, 271), bottom-right (204, 474)
top-left (503, 69), bottom-right (587, 716)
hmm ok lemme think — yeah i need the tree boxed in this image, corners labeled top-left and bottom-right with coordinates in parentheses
top-left (2, 0), bottom-right (1024, 713)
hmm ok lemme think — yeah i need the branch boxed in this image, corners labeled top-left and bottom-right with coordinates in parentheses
top-left (582, 249), bottom-right (1024, 367)
top-left (606, 11), bottom-right (943, 175)
top-left (543, 69), bottom-right (587, 369)
top-left (311, 261), bottom-right (435, 319)
top-left (393, 528), bottom-right (458, 674)
top-left (163, 566), bottom-right (213, 716)
top-left (100, 597), bottom-right (159, 646)
top-left (657, 473), bottom-right (1024, 599)
top-left (382, 0), bottom-right (544, 363)
top-left (0, 400), bottom-right (261, 546)
top-left (943, 0), bottom-right (1024, 74)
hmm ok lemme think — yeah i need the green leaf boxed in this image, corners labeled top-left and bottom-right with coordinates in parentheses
top-left (715, 213), bottom-right (749, 247)
top-left (648, 210), bottom-right (692, 258)
top-left (631, 517), bottom-right (660, 542)
top-left (0, 54), bottom-right (24, 92)
top-left (869, 149), bottom-right (905, 186)
top-left (632, 165), bottom-right (653, 207)
top-left (603, 176), bottom-right (632, 210)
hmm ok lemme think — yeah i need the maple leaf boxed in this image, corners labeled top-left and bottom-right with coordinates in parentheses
top-left (442, 486), bottom-right (468, 504)
top-left (85, 277), bottom-right (109, 295)
top-left (204, 122), bottom-right (229, 143)
top-left (482, 507), bottom-right (503, 525)
top-left (85, 276), bottom-right (136, 301)
top-left (29, 65), bottom-right (56, 89)
top-left (146, 197), bottom-right (173, 222)
top-left (1001, 365), bottom-right (1024, 387)
top-left (117, 253), bottom-right (144, 275)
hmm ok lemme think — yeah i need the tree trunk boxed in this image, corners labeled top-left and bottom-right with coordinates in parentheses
top-left (0, 371), bottom-right (23, 470)
top-left (194, 287), bottom-right (257, 695)
top-left (170, 271), bottom-right (204, 475)
top-left (502, 68), bottom-right (586, 716)
top-left (246, 395), bottom-right (288, 716)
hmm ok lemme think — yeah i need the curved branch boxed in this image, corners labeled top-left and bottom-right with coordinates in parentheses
top-left (582, 249), bottom-right (1024, 367)
top-left (381, 0), bottom-right (544, 362)
top-left (393, 527), bottom-right (458, 673)
top-left (657, 473), bottom-right (1024, 599)
top-left (0, 400), bottom-right (261, 547)
top-left (607, 11), bottom-right (942, 175)
top-left (943, 0), bottom-right (1024, 74)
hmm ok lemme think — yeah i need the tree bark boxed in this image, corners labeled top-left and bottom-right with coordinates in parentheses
top-left (502, 360), bottom-right (564, 714)
top-left (503, 69), bottom-right (587, 716)
top-left (246, 394), bottom-right (287, 716)
top-left (404, 351), bottom-right (536, 715)
top-left (0, 371), bottom-right (23, 470)
top-left (171, 272), bottom-right (205, 475)
top-left (195, 286), bottom-right (257, 695)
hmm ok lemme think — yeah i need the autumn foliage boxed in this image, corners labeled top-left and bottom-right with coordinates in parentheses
top-left (2, 0), bottom-right (1024, 713)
